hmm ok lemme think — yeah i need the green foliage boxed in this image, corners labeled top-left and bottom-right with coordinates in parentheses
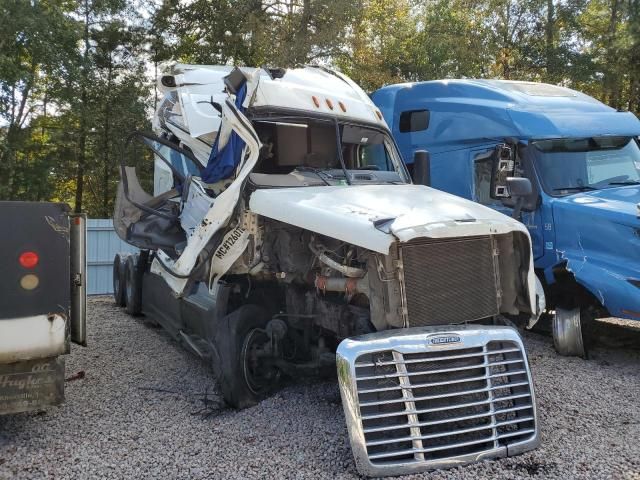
top-left (0, 0), bottom-right (80, 199)
top-left (153, 0), bottom-right (359, 66)
top-left (0, 0), bottom-right (150, 215)
top-left (1, 0), bottom-right (639, 216)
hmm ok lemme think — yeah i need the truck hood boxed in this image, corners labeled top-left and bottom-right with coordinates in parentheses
top-left (551, 185), bottom-right (640, 314)
top-left (553, 185), bottom-right (640, 228)
top-left (249, 184), bottom-right (529, 254)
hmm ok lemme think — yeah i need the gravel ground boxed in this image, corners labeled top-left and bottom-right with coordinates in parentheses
top-left (1, 297), bottom-right (640, 480)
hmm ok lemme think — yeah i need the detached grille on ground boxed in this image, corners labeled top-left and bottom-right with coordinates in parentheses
top-left (337, 326), bottom-right (539, 477)
top-left (400, 236), bottom-right (500, 326)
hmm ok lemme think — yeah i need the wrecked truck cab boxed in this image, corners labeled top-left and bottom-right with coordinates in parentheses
top-left (114, 65), bottom-right (541, 476)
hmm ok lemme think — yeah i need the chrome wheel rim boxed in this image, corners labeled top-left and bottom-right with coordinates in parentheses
top-left (553, 308), bottom-right (586, 357)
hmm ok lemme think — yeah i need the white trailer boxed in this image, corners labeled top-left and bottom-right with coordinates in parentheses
top-left (0, 202), bottom-right (86, 415)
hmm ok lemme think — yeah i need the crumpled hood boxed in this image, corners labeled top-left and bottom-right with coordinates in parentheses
top-left (553, 185), bottom-right (640, 228)
top-left (551, 186), bottom-right (640, 317)
top-left (249, 184), bottom-right (529, 254)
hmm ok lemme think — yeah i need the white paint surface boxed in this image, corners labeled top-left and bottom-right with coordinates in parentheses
top-left (250, 184), bottom-right (539, 314)
top-left (249, 184), bottom-right (531, 253)
top-left (0, 314), bottom-right (67, 363)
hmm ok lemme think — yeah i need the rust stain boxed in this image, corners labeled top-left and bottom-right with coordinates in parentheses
top-left (65, 370), bottom-right (85, 382)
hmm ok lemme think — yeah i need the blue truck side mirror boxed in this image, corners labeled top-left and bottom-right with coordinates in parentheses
top-left (413, 150), bottom-right (431, 186)
top-left (507, 177), bottom-right (532, 219)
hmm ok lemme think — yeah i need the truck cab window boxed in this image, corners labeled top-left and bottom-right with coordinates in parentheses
top-left (358, 142), bottom-right (391, 170)
top-left (532, 137), bottom-right (640, 195)
top-left (250, 118), bottom-right (408, 185)
top-left (473, 152), bottom-right (500, 205)
top-left (399, 109), bottom-right (429, 133)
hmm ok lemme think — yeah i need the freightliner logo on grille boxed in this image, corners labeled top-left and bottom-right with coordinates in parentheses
top-left (429, 335), bottom-right (461, 345)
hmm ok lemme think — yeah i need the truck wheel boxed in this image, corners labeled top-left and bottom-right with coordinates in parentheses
top-left (124, 254), bottom-right (142, 316)
top-left (553, 307), bottom-right (589, 358)
top-left (113, 253), bottom-right (128, 307)
top-left (213, 305), bottom-right (280, 409)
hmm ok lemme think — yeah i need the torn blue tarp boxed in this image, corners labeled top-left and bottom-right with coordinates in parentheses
top-left (201, 83), bottom-right (247, 184)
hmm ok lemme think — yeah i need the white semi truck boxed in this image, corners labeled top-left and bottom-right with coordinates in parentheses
top-left (0, 202), bottom-right (86, 415)
top-left (112, 65), bottom-right (543, 476)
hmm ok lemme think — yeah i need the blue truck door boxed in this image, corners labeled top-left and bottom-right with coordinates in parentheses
top-left (470, 146), bottom-right (545, 260)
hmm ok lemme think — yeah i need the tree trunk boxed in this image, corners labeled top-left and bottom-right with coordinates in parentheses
top-left (546, 0), bottom-right (556, 81)
top-left (606, 0), bottom-right (621, 108)
top-left (629, 0), bottom-right (640, 114)
top-left (75, 0), bottom-right (90, 213)
top-left (102, 58), bottom-right (113, 217)
top-left (502, 4), bottom-right (511, 79)
top-left (295, 0), bottom-right (311, 64)
top-left (75, 125), bottom-right (86, 213)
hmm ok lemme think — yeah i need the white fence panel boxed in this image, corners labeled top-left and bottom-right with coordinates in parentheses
top-left (87, 219), bottom-right (137, 295)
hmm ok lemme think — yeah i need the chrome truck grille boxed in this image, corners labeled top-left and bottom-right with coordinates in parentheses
top-left (400, 236), bottom-right (500, 326)
top-left (336, 326), bottom-right (538, 477)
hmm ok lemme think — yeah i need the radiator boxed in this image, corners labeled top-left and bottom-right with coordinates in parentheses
top-left (399, 236), bottom-right (500, 326)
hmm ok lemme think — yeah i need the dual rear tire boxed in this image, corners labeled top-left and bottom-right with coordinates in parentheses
top-left (112, 252), bottom-right (142, 315)
top-left (112, 253), bottom-right (128, 307)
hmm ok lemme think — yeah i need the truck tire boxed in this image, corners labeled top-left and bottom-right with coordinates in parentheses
top-left (113, 253), bottom-right (128, 307)
top-left (124, 254), bottom-right (142, 316)
top-left (213, 305), bottom-right (280, 409)
top-left (553, 307), bottom-right (590, 358)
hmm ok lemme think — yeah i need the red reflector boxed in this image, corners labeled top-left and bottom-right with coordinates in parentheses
top-left (19, 251), bottom-right (39, 269)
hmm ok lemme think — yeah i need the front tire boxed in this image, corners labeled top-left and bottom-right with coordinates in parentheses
top-left (213, 305), bottom-right (280, 409)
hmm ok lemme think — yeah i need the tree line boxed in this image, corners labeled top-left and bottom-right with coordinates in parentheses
top-left (1, 0), bottom-right (639, 216)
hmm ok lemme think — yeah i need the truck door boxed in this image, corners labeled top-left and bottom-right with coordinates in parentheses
top-left (472, 145), bottom-right (545, 260)
top-left (113, 132), bottom-right (202, 251)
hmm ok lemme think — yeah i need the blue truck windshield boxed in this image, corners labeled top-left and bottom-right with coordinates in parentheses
top-left (531, 137), bottom-right (640, 195)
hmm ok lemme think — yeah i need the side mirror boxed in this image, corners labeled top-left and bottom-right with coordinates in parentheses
top-left (507, 177), bottom-right (532, 219)
top-left (507, 177), bottom-right (532, 196)
top-left (413, 150), bottom-right (431, 186)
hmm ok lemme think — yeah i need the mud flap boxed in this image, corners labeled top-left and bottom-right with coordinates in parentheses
top-left (0, 357), bottom-right (64, 415)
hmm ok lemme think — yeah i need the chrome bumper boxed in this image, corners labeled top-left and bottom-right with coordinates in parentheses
top-left (336, 325), bottom-right (539, 477)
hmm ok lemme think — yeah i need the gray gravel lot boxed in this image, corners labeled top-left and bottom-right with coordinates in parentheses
top-left (1, 297), bottom-right (640, 480)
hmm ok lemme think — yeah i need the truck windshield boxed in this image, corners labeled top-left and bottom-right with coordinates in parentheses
top-left (531, 137), bottom-right (640, 196)
top-left (251, 117), bottom-right (410, 186)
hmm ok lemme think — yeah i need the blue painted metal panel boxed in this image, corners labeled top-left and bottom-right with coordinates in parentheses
top-left (373, 79), bottom-right (640, 321)
top-left (371, 79), bottom-right (640, 166)
top-left (548, 186), bottom-right (640, 318)
top-left (86, 219), bottom-right (137, 295)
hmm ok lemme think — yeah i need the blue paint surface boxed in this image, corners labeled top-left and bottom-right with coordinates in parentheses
top-left (202, 83), bottom-right (247, 183)
top-left (373, 79), bottom-right (640, 320)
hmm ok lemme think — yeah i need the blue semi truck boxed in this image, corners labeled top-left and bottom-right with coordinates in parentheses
top-left (372, 80), bottom-right (640, 357)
